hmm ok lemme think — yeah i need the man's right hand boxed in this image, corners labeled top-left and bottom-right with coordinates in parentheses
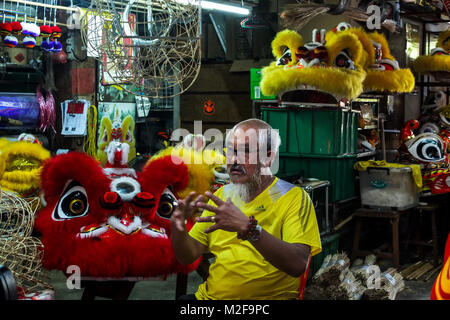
top-left (171, 191), bottom-right (208, 265)
top-left (171, 191), bottom-right (204, 232)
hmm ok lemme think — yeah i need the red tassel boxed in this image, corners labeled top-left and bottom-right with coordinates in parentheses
top-left (40, 25), bottom-right (52, 37)
top-left (51, 25), bottom-right (62, 38)
top-left (0, 22), bottom-right (12, 36)
top-left (9, 21), bottom-right (22, 35)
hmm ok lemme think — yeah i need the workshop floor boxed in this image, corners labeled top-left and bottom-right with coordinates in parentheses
top-left (48, 267), bottom-right (436, 300)
top-left (48, 269), bottom-right (205, 300)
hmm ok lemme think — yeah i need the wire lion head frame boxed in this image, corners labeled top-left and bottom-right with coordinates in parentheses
top-left (0, 189), bottom-right (52, 294)
top-left (81, 0), bottom-right (202, 98)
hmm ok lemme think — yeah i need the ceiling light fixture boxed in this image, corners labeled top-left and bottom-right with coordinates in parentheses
top-left (175, 0), bottom-right (251, 16)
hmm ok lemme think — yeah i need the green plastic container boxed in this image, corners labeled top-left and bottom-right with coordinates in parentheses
top-left (277, 154), bottom-right (357, 203)
top-left (309, 232), bottom-right (340, 277)
top-left (261, 106), bottom-right (359, 156)
top-left (250, 68), bottom-right (276, 100)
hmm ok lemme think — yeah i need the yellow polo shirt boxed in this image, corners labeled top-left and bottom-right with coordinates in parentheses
top-left (189, 177), bottom-right (322, 300)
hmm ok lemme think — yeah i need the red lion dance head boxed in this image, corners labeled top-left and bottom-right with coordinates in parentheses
top-left (34, 152), bottom-right (201, 278)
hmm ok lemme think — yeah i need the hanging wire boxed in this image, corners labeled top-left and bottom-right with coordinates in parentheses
top-left (34, 0), bottom-right (38, 24)
top-left (53, 0), bottom-right (57, 26)
top-left (15, 0), bottom-right (19, 21)
top-left (43, 1), bottom-right (46, 25)
top-left (2, 0), bottom-right (6, 23)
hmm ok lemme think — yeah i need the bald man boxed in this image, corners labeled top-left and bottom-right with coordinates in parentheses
top-left (171, 119), bottom-right (322, 300)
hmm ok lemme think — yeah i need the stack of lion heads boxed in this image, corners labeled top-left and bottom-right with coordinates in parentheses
top-left (260, 23), bottom-right (415, 104)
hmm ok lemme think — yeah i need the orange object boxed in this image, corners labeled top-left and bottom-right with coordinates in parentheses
top-left (203, 100), bottom-right (215, 115)
top-left (298, 256), bottom-right (311, 300)
top-left (431, 233), bottom-right (450, 300)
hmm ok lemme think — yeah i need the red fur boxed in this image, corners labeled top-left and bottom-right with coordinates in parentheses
top-left (140, 155), bottom-right (189, 196)
top-left (0, 22), bottom-right (11, 34)
top-left (35, 152), bottom-right (201, 278)
top-left (51, 25), bottom-right (62, 37)
top-left (9, 21), bottom-right (22, 33)
top-left (39, 25), bottom-right (52, 37)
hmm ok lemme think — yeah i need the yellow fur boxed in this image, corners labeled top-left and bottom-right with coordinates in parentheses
top-left (367, 32), bottom-right (395, 60)
top-left (326, 28), bottom-right (374, 69)
top-left (148, 146), bottom-right (225, 198)
top-left (0, 141), bottom-right (50, 195)
top-left (121, 115), bottom-right (136, 163)
top-left (261, 63), bottom-right (365, 99)
top-left (412, 54), bottom-right (450, 74)
top-left (271, 29), bottom-right (304, 63)
top-left (364, 68), bottom-right (415, 93)
top-left (326, 33), bottom-right (365, 68)
top-left (327, 28), bottom-right (415, 93)
top-left (97, 116), bottom-right (112, 165)
top-left (96, 114), bottom-right (137, 165)
top-left (261, 29), bottom-right (366, 100)
top-left (411, 30), bottom-right (450, 77)
top-left (437, 30), bottom-right (450, 51)
top-left (0, 138), bottom-right (11, 151)
top-left (366, 32), bottom-right (414, 92)
top-left (0, 138), bottom-right (8, 179)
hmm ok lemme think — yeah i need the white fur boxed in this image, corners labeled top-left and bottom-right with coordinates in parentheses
top-left (109, 176), bottom-right (141, 202)
top-left (107, 215), bottom-right (142, 235)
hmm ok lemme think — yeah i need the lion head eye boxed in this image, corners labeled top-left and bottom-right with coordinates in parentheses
top-left (276, 47), bottom-right (292, 66)
top-left (157, 189), bottom-right (178, 220)
top-left (334, 50), bottom-right (355, 70)
top-left (52, 181), bottom-right (89, 220)
top-left (408, 135), bottom-right (445, 162)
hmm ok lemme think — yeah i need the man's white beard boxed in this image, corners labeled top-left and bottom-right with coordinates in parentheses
top-left (228, 167), bottom-right (262, 203)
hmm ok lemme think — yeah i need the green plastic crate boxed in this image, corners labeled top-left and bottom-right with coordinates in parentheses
top-left (277, 154), bottom-right (357, 203)
top-left (250, 68), bottom-right (276, 100)
top-left (261, 106), bottom-right (359, 156)
top-left (309, 232), bottom-right (340, 277)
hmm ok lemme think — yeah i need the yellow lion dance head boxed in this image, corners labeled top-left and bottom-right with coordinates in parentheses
top-left (411, 30), bottom-right (450, 80)
top-left (97, 107), bottom-right (136, 166)
top-left (325, 24), bottom-right (415, 93)
top-left (0, 136), bottom-right (50, 196)
top-left (260, 27), bottom-right (367, 104)
top-left (148, 142), bottom-right (228, 199)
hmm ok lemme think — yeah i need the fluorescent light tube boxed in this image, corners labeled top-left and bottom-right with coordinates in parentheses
top-left (174, 0), bottom-right (250, 16)
top-left (201, 1), bottom-right (250, 15)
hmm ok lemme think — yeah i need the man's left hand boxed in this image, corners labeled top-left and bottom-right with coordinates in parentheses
top-left (195, 192), bottom-right (249, 234)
